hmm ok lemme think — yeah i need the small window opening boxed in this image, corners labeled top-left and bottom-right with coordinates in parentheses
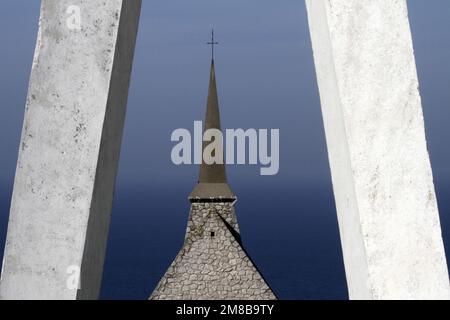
top-left (210, 231), bottom-right (215, 237)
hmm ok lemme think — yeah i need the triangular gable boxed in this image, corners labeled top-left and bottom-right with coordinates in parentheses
top-left (150, 210), bottom-right (276, 300)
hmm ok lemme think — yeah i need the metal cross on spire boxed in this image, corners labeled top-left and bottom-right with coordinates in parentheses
top-left (207, 29), bottom-right (219, 61)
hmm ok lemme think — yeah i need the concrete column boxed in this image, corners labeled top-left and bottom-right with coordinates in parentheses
top-left (0, 0), bottom-right (141, 300)
top-left (305, 0), bottom-right (450, 299)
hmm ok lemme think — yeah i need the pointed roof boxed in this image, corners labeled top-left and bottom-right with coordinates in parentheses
top-left (150, 208), bottom-right (277, 300)
top-left (189, 60), bottom-right (236, 201)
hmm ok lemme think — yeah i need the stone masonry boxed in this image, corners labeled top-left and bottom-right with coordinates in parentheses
top-left (150, 202), bottom-right (276, 300)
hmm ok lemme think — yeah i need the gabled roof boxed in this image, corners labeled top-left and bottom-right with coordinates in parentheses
top-left (150, 209), bottom-right (276, 300)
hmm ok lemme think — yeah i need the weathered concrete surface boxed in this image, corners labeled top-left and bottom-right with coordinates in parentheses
top-left (305, 0), bottom-right (450, 299)
top-left (0, 0), bottom-right (141, 300)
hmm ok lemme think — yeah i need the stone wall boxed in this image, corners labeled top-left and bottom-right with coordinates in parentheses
top-left (186, 202), bottom-right (240, 237)
top-left (150, 202), bottom-right (276, 300)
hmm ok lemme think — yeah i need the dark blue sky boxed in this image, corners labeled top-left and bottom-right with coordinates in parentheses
top-left (0, 1), bottom-right (450, 299)
top-left (1, 1), bottom-right (449, 189)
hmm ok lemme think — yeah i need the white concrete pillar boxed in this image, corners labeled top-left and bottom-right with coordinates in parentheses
top-left (0, 0), bottom-right (141, 300)
top-left (305, 0), bottom-right (450, 299)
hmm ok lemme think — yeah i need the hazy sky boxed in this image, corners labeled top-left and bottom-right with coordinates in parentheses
top-left (0, 0), bottom-right (449, 190)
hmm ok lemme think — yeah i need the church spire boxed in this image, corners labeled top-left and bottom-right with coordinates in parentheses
top-left (152, 32), bottom-right (275, 302)
top-left (189, 32), bottom-right (235, 201)
top-left (198, 59), bottom-right (226, 184)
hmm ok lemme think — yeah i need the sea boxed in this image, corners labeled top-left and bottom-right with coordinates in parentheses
top-left (0, 180), bottom-right (449, 300)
